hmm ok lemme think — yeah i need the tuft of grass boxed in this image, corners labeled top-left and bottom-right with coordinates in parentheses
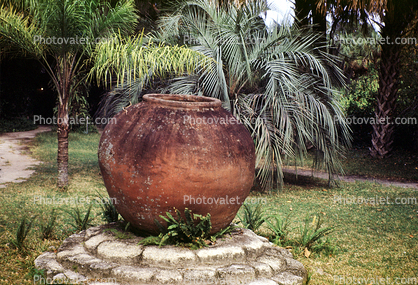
top-left (39, 209), bottom-right (57, 240)
top-left (11, 216), bottom-right (36, 251)
top-left (266, 212), bottom-right (291, 246)
top-left (297, 214), bottom-right (335, 251)
top-left (65, 204), bottom-right (94, 232)
top-left (237, 202), bottom-right (265, 232)
top-left (96, 193), bottom-right (119, 223)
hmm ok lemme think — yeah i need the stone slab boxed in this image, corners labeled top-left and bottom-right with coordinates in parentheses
top-left (247, 278), bottom-right (279, 285)
top-left (97, 241), bottom-right (143, 264)
top-left (84, 233), bottom-right (116, 252)
top-left (196, 245), bottom-right (246, 264)
top-left (142, 246), bottom-right (197, 267)
top-left (271, 272), bottom-right (304, 285)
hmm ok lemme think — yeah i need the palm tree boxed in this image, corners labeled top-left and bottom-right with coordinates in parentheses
top-left (0, 0), bottom-right (138, 188)
top-left (369, 1), bottom-right (418, 157)
top-left (312, 0), bottom-right (418, 157)
top-left (92, 0), bottom-right (351, 190)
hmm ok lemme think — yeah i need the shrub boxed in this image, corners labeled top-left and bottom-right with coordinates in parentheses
top-left (0, 117), bottom-right (37, 133)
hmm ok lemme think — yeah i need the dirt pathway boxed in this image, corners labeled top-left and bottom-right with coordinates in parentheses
top-left (0, 126), bottom-right (51, 188)
top-left (283, 167), bottom-right (418, 189)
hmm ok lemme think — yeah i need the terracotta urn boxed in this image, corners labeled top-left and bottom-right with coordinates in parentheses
top-left (98, 94), bottom-right (255, 234)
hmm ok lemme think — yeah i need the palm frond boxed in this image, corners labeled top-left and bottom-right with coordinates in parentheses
top-left (90, 33), bottom-right (213, 89)
top-left (0, 5), bottom-right (46, 58)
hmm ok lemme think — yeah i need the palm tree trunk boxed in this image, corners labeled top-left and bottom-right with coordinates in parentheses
top-left (57, 101), bottom-right (69, 188)
top-left (369, 0), bottom-right (418, 157)
top-left (370, 38), bottom-right (400, 157)
top-left (56, 56), bottom-right (71, 188)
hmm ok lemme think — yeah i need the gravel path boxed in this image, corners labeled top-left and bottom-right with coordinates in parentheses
top-left (0, 126), bottom-right (51, 188)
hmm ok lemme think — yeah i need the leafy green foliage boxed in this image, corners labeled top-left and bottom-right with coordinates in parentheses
top-left (0, 0), bottom-right (139, 187)
top-left (298, 215), bottom-right (335, 250)
top-left (238, 202), bottom-right (265, 232)
top-left (0, 117), bottom-right (37, 133)
top-left (337, 28), bottom-right (380, 64)
top-left (139, 208), bottom-right (234, 249)
top-left (12, 216), bottom-right (36, 250)
top-left (66, 204), bottom-right (94, 232)
top-left (39, 209), bottom-right (57, 240)
top-left (340, 64), bottom-right (378, 117)
top-left (91, 34), bottom-right (214, 120)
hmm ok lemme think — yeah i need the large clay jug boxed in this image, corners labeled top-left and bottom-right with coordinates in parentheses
top-left (98, 94), bottom-right (255, 234)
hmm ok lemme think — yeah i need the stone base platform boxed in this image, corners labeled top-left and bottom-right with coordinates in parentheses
top-left (35, 223), bottom-right (307, 285)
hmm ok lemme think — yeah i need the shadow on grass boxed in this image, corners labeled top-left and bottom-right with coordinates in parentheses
top-left (251, 171), bottom-right (330, 194)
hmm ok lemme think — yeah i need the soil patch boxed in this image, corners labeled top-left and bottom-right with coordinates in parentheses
top-left (0, 126), bottom-right (51, 188)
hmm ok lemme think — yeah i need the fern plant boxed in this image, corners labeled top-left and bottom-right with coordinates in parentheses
top-left (237, 202), bottom-right (265, 232)
top-left (139, 208), bottom-right (234, 249)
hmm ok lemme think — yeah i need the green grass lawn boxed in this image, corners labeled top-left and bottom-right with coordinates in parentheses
top-left (0, 131), bottom-right (417, 284)
top-left (342, 148), bottom-right (418, 182)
